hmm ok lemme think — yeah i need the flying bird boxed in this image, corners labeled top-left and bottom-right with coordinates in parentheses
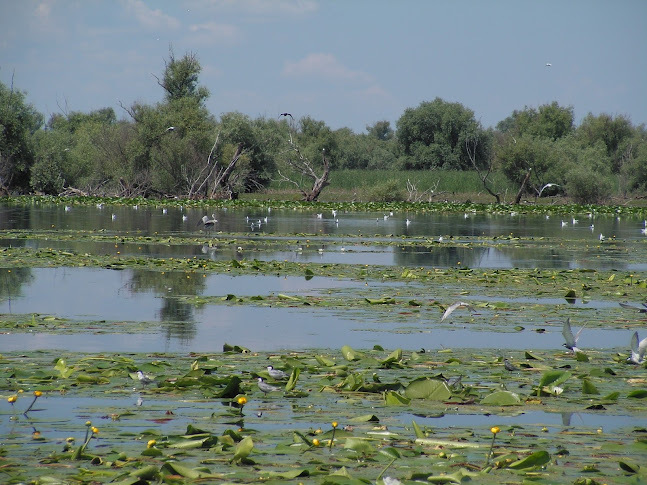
top-left (198, 214), bottom-right (218, 233)
top-left (562, 318), bottom-right (584, 353)
top-left (267, 365), bottom-right (289, 380)
top-left (545, 63), bottom-right (552, 67)
top-left (440, 301), bottom-right (475, 322)
top-left (278, 112), bottom-right (293, 120)
top-left (257, 377), bottom-right (282, 394)
top-left (537, 183), bottom-right (559, 197)
top-left (628, 331), bottom-right (647, 365)
top-left (619, 301), bottom-right (647, 313)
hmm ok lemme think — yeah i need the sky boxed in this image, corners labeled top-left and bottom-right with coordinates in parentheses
top-left (1, 0), bottom-right (646, 133)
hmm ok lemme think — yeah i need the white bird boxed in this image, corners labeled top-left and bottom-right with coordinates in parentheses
top-left (546, 63), bottom-right (552, 67)
top-left (641, 227), bottom-right (647, 236)
top-left (198, 214), bottom-right (218, 232)
top-left (316, 213), bottom-right (323, 219)
top-left (561, 220), bottom-right (568, 227)
top-left (257, 377), bottom-right (281, 394)
top-left (599, 233), bottom-right (605, 241)
top-left (332, 210), bottom-right (338, 218)
top-left (96, 203), bottom-right (104, 209)
top-left (406, 219), bottom-right (411, 226)
top-left (572, 217), bottom-right (578, 225)
top-left (562, 318), bottom-right (584, 353)
top-left (137, 370), bottom-right (154, 387)
top-left (64, 206), bottom-right (71, 212)
top-left (111, 213), bottom-right (116, 221)
top-left (162, 208), bottom-right (168, 214)
top-left (538, 183), bottom-right (559, 197)
top-left (182, 214), bottom-right (188, 222)
top-left (441, 301), bottom-right (475, 322)
top-left (628, 331), bottom-right (647, 365)
top-left (267, 365), bottom-right (289, 380)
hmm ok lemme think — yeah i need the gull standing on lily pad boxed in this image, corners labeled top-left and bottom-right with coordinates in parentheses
top-left (267, 365), bottom-right (289, 380)
top-left (257, 377), bottom-right (282, 394)
top-left (137, 370), bottom-right (154, 387)
top-left (628, 331), bottom-right (647, 365)
top-left (562, 318), bottom-right (584, 353)
top-left (441, 301), bottom-right (475, 321)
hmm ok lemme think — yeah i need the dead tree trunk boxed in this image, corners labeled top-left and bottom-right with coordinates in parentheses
top-left (465, 137), bottom-right (500, 203)
top-left (278, 132), bottom-right (331, 202)
top-left (513, 169), bottom-right (532, 204)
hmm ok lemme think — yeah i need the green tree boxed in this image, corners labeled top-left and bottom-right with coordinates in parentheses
top-left (156, 48), bottom-right (209, 105)
top-left (496, 101), bottom-right (574, 140)
top-left (0, 78), bottom-right (43, 192)
top-left (576, 113), bottom-right (634, 173)
top-left (366, 120), bottom-right (394, 141)
top-left (395, 98), bottom-right (488, 170)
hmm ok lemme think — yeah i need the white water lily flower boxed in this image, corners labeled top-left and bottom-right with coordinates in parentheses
top-left (551, 386), bottom-right (564, 395)
top-left (382, 478), bottom-right (402, 485)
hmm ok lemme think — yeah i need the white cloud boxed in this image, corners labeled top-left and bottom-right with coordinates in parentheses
top-left (283, 53), bottom-right (372, 84)
top-left (123, 0), bottom-right (180, 30)
top-left (190, 0), bottom-right (318, 17)
top-left (188, 22), bottom-right (241, 43)
top-left (35, 1), bottom-right (53, 19)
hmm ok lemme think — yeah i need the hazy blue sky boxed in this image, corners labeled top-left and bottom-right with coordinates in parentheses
top-left (1, 0), bottom-right (646, 133)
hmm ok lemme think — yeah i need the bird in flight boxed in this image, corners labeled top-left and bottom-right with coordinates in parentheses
top-left (545, 63), bottom-right (552, 67)
top-left (562, 318), bottom-right (584, 353)
top-left (278, 112), bottom-right (293, 120)
top-left (440, 301), bottom-right (475, 322)
top-left (628, 331), bottom-right (647, 365)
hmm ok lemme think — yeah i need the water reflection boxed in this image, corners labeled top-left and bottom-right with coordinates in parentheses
top-left (2, 203), bottom-right (646, 270)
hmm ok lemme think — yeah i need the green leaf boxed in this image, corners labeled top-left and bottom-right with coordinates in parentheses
top-left (384, 390), bottom-right (410, 406)
top-left (404, 378), bottom-right (451, 401)
top-left (507, 450), bottom-right (550, 469)
top-left (365, 297), bottom-right (395, 304)
top-left (411, 419), bottom-right (425, 439)
top-left (628, 389), bottom-right (647, 399)
top-left (285, 367), bottom-right (300, 392)
top-left (232, 436), bottom-right (254, 463)
top-left (344, 437), bottom-right (376, 455)
top-left (582, 379), bottom-right (599, 395)
top-left (349, 414), bottom-right (379, 423)
top-left (618, 460), bottom-right (641, 474)
top-left (481, 390), bottom-right (522, 406)
top-left (539, 370), bottom-right (571, 388)
top-left (315, 355), bottom-right (336, 367)
top-left (341, 345), bottom-right (362, 361)
top-left (575, 351), bottom-right (590, 362)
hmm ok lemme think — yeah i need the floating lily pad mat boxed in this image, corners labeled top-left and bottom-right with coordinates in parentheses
top-left (1, 347), bottom-right (646, 484)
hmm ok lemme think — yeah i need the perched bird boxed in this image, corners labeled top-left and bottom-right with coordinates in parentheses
top-left (619, 301), bottom-right (647, 313)
top-left (441, 301), bottom-right (475, 322)
top-left (137, 370), bottom-right (154, 387)
top-left (111, 213), bottom-right (116, 221)
top-left (257, 377), bottom-right (281, 394)
top-left (562, 318), bottom-right (584, 353)
top-left (504, 359), bottom-right (519, 372)
top-left (627, 331), bottom-right (647, 365)
top-left (267, 365), bottom-right (289, 380)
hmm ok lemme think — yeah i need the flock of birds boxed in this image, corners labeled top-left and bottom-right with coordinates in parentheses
top-left (440, 300), bottom-right (647, 365)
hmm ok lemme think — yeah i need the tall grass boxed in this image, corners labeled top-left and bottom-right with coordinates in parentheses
top-left (262, 169), bottom-right (517, 203)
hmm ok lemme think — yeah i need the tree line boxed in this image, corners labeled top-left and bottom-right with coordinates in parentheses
top-left (2, 50), bottom-right (646, 203)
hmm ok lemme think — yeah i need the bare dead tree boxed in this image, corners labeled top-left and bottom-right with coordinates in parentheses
top-left (406, 178), bottom-right (442, 202)
top-left (513, 168), bottom-right (532, 204)
top-left (276, 131), bottom-right (331, 201)
top-left (465, 136), bottom-right (501, 203)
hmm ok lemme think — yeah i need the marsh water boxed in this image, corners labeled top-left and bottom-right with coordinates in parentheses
top-left (1, 202), bottom-right (646, 353)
